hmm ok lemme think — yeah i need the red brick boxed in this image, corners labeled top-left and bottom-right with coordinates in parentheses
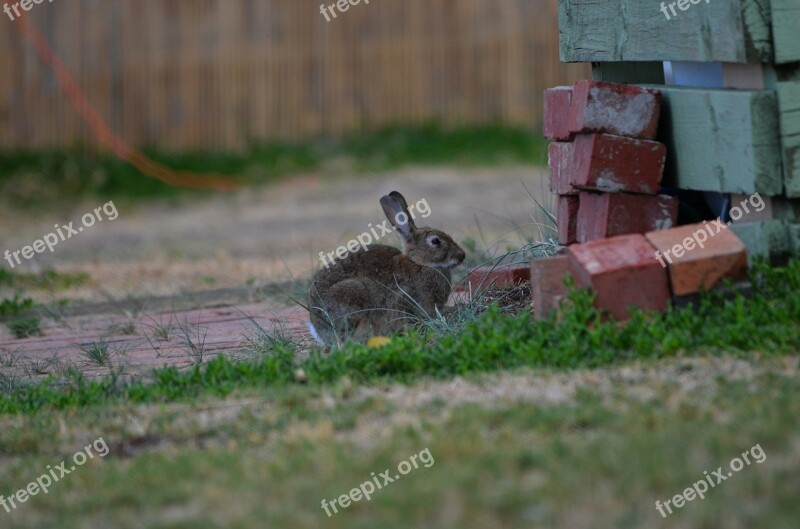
top-left (567, 234), bottom-right (671, 320)
top-left (464, 264), bottom-right (531, 295)
top-left (568, 80), bottom-right (661, 140)
top-left (645, 222), bottom-right (749, 296)
top-left (577, 192), bottom-right (678, 243)
top-left (557, 195), bottom-right (579, 245)
top-left (571, 133), bottom-right (666, 194)
top-left (548, 142), bottom-right (577, 195)
top-left (531, 255), bottom-right (574, 320)
top-left (544, 86), bottom-right (574, 141)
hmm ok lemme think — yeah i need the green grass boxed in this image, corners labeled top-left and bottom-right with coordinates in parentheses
top-left (0, 257), bottom-right (798, 415)
top-left (0, 269), bottom-right (90, 292)
top-left (0, 124), bottom-right (549, 205)
top-left (0, 271), bottom-right (89, 336)
top-left (7, 317), bottom-right (41, 339)
top-left (79, 340), bottom-right (112, 367)
top-left (0, 356), bottom-right (796, 528)
top-left (0, 293), bottom-right (35, 317)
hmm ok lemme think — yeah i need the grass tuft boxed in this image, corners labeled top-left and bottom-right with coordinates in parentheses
top-left (8, 317), bottom-right (41, 339)
top-left (80, 339), bottom-right (112, 367)
top-left (0, 293), bottom-right (35, 317)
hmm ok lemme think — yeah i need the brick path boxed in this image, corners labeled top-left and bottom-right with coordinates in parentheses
top-left (0, 301), bottom-right (311, 383)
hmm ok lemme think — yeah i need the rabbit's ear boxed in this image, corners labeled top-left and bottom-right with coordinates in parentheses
top-left (380, 194), bottom-right (414, 245)
top-left (387, 191), bottom-right (417, 230)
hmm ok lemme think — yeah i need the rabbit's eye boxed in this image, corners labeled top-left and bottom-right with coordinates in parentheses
top-left (428, 236), bottom-right (442, 247)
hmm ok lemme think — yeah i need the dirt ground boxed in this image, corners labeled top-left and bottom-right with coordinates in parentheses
top-left (0, 165), bottom-right (553, 305)
top-left (0, 165), bottom-right (552, 376)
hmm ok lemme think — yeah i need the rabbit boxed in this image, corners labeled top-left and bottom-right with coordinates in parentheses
top-left (308, 191), bottom-right (465, 348)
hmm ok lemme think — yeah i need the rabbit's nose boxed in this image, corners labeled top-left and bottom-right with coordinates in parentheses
top-left (456, 248), bottom-right (466, 263)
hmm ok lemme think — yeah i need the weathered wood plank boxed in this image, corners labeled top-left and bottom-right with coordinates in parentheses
top-left (771, 0), bottom-right (800, 64)
top-left (592, 62), bottom-right (665, 84)
top-left (642, 86), bottom-right (783, 195)
top-left (559, 0), bottom-right (772, 63)
top-left (730, 220), bottom-right (790, 264)
top-left (777, 81), bottom-right (800, 197)
top-left (770, 196), bottom-right (800, 221)
top-left (789, 222), bottom-right (800, 254)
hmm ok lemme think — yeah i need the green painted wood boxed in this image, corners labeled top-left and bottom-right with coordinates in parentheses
top-left (559, 0), bottom-right (772, 63)
top-left (772, 197), bottom-right (800, 221)
top-left (762, 63), bottom-right (800, 91)
top-left (592, 63), bottom-right (666, 84)
top-left (641, 86), bottom-right (783, 195)
top-left (730, 220), bottom-right (790, 264)
top-left (771, 0), bottom-right (800, 64)
top-left (789, 223), bottom-right (800, 254)
top-left (777, 81), bottom-right (800, 197)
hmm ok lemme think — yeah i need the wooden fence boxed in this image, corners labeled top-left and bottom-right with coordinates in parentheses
top-left (0, 0), bottom-right (588, 150)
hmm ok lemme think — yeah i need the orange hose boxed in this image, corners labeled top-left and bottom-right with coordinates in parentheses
top-left (14, 17), bottom-right (239, 191)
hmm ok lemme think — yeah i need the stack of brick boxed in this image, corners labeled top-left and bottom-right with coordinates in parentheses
top-left (533, 80), bottom-right (750, 321)
top-left (545, 80), bottom-right (678, 245)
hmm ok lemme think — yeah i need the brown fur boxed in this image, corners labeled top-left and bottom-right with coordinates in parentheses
top-left (308, 192), bottom-right (465, 347)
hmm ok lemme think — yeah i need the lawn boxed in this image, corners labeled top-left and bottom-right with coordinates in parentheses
top-left (0, 258), bottom-right (798, 528)
top-left (0, 355), bottom-right (796, 528)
